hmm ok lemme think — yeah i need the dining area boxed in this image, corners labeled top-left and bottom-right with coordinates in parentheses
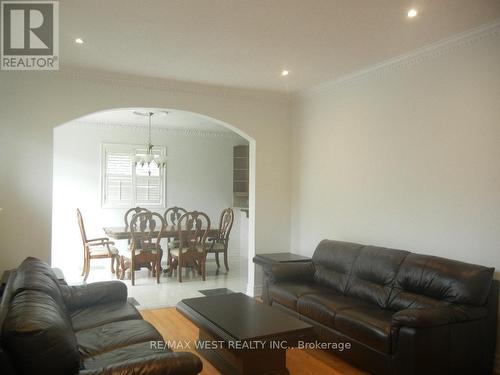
top-left (77, 206), bottom-right (235, 286)
top-left (51, 112), bottom-right (250, 307)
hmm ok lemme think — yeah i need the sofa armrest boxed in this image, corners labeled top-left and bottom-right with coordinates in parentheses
top-left (61, 281), bottom-right (127, 311)
top-left (392, 305), bottom-right (488, 328)
top-left (79, 352), bottom-right (202, 375)
top-left (266, 262), bottom-right (315, 284)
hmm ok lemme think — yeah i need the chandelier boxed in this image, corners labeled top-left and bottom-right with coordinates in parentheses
top-left (133, 110), bottom-right (167, 172)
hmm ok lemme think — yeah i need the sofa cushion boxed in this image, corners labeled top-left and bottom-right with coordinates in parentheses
top-left (61, 281), bottom-right (128, 311)
top-left (297, 293), bottom-right (372, 328)
top-left (71, 301), bottom-right (142, 331)
top-left (335, 306), bottom-right (394, 354)
top-left (76, 319), bottom-right (162, 357)
top-left (391, 254), bottom-right (494, 309)
top-left (82, 348), bottom-right (203, 375)
top-left (269, 282), bottom-right (333, 310)
top-left (312, 240), bottom-right (363, 293)
top-left (2, 290), bottom-right (80, 375)
top-left (82, 341), bottom-right (172, 370)
top-left (345, 246), bottom-right (409, 308)
top-left (11, 257), bottom-right (66, 309)
top-left (388, 290), bottom-right (451, 310)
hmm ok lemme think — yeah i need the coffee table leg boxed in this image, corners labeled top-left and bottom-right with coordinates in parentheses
top-left (197, 329), bottom-right (289, 375)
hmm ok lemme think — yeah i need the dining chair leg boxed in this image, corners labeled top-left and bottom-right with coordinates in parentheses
top-left (158, 248), bottom-right (164, 273)
top-left (214, 252), bottom-right (220, 269)
top-left (111, 256), bottom-right (116, 274)
top-left (118, 255), bottom-right (123, 278)
top-left (81, 254), bottom-right (86, 276)
top-left (193, 259), bottom-right (201, 276)
top-left (156, 256), bottom-right (160, 284)
top-left (223, 250), bottom-right (229, 271)
top-left (178, 258), bottom-right (183, 283)
top-left (131, 256), bottom-right (135, 286)
top-left (202, 258), bottom-right (206, 281)
top-left (167, 258), bottom-right (175, 277)
top-left (115, 258), bottom-right (120, 279)
top-left (83, 257), bottom-right (90, 282)
top-left (119, 256), bottom-right (125, 280)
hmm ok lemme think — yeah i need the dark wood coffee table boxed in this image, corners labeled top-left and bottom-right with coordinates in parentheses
top-left (177, 293), bottom-right (314, 375)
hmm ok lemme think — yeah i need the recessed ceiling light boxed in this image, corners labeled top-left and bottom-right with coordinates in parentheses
top-left (407, 9), bottom-right (418, 18)
top-left (281, 70), bottom-right (289, 77)
top-left (75, 38), bottom-right (84, 44)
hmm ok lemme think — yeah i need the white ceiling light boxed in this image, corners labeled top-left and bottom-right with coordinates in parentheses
top-left (407, 9), bottom-right (418, 18)
top-left (133, 110), bottom-right (168, 174)
top-left (281, 70), bottom-right (289, 77)
top-left (75, 38), bottom-right (84, 44)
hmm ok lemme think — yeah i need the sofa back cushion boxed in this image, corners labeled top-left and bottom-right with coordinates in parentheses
top-left (388, 254), bottom-right (494, 310)
top-left (345, 246), bottom-right (409, 308)
top-left (2, 290), bottom-right (80, 375)
top-left (312, 240), bottom-right (363, 293)
top-left (11, 257), bottom-right (65, 309)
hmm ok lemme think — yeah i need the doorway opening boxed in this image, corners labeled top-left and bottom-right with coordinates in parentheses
top-left (51, 108), bottom-right (256, 308)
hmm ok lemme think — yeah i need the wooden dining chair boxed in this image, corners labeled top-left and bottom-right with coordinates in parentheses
top-left (168, 211), bottom-right (210, 282)
top-left (128, 211), bottom-right (165, 285)
top-left (163, 206), bottom-right (187, 226)
top-left (125, 207), bottom-right (150, 231)
top-left (76, 208), bottom-right (119, 281)
top-left (163, 206), bottom-right (187, 269)
top-left (207, 208), bottom-right (234, 271)
top-left (119, 207), bottom-right (153, 276)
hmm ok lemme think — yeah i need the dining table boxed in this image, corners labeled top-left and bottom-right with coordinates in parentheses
top-left (103, 225), bottom-right (221, 241)
top-left (103, 225), bottom-right (221, 275)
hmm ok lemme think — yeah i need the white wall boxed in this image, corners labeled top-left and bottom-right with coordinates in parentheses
top-left (291, 26), bottom-right (500, 270)
top-left (52, 121), bottom-right (247, 271)
top-left (0, 69), bottom-right (291, 295)
top-left (291, 25), bottom-right (500, 371)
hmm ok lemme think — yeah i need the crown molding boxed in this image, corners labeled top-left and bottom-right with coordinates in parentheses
top-left (297, 19), bottom-right (500, 99)
top-left (57, 66), bottom-right (290, 105)
top-left (70, 119), bottom-right (242, 138)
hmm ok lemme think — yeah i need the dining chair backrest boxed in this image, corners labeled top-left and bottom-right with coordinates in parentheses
top-left (129, 211), bottom-right (165, 253)
top-left (217, 208), bottom-right (234, 243)
top-left (76, 208), bottom-right (88, 245)
top-left (124, 207), bottom-right (150, 229)
top-left (177, 211), bottom-right (210, 253)
top-left (163, 206), bottom-right (187, 226)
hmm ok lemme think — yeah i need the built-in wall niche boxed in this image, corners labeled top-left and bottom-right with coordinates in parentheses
top-left (233, 145), bottom-right (249, 212)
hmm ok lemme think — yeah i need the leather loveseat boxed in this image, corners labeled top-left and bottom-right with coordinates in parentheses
top-left (0, 257), bottom-right (202, 375)
top-left (263, 240), bottom-right (498, 375)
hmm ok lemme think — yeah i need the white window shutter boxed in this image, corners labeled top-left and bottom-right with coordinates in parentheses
top-left (105, 175), bottom-right (133, 202)
top-left (135, 176), bottom-right (162, 205)
top-left (101, 144), bottom-right (166, 208)
top-left (103, 150), bottom-right (133, 207)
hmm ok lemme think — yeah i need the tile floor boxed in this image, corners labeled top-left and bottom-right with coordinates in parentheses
top-left (63, 256), bottom-right (249, 309)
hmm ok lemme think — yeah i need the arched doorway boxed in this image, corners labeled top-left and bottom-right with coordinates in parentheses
top-left (51, 107), bottom-right (256, 305)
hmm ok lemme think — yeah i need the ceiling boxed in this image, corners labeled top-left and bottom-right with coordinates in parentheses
top-left (61, 0), bottom-right (500, 92)
top-left (76, 108), bottom-right (235, 133)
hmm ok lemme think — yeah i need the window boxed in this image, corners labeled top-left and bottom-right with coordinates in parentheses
top-left (101, 143), bottom-right (166, 208)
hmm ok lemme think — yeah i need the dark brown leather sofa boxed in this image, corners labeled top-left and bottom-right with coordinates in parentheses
top-left (0, 257), bottom-right (202, 375)
top-left (263, 240), bottom-right (498, 375)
